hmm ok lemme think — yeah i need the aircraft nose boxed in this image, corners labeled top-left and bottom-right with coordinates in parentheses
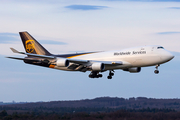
top-left (164, 51), bottom-right (174, 61)
top-left (169, 53), bottom-right (174, 60)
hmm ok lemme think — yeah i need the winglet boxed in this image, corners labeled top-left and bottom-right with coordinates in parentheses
top-left (10, 48), bottom-right (20, 53)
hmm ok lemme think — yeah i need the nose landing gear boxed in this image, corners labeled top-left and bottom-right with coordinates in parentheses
top-left (154, 64), bottom-right (160, 74)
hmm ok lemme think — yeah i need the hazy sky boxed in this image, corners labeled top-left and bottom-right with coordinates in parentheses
top-left (0, 0), bottom-right (180, 102)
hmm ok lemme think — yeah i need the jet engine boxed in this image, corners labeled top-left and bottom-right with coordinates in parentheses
top-left (91, 63), bottom-right (105, 71)
top-left (123, 67), bottom-right (141, 73)
top-left (56, 59), bottom-right (69, 67)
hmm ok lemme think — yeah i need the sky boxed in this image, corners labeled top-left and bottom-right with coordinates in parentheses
top-left (0, 0), bottom-right (180, 102)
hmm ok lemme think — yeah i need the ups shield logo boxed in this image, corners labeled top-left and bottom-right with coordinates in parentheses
top-left (26, 40), bottom-right (35, 53)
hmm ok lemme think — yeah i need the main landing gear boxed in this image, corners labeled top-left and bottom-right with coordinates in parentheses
top-left (89, 71), bottom-right (103, 78)
top-left (89, 70), bottom-right (115, 79)
top-left (154, 64), bottom-right (160, 74)
top-left (107, 70), bottom-right (114, 79)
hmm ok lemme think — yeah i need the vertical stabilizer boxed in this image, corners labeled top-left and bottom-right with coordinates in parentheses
top-left (19, 32), bottom-right (51, 55)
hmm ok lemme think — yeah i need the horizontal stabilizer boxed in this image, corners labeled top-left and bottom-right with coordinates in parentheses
top-left (9, 48), bottom-right (55, 59)
top-left (10, 48), bottom-right (20, 53)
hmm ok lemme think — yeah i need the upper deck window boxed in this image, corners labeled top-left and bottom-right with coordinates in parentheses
top-left (157, 46), bottom-right (164, 49)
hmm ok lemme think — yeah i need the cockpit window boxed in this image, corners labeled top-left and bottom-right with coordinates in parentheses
top-left (157, 46), bottom-right (164, 49)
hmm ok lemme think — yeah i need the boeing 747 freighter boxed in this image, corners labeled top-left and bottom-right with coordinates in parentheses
top-left (7, 32), bottom-right (174, 79)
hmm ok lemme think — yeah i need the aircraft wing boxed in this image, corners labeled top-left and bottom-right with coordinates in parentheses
top-left (98, 61), bottom-right (123, 65)
top-left (7, 56), bottom-right (41, 62)
top-left (8, 48), bottom-right (124, 72)
top-left (10, 48), bottom-right (123, 65)
top-left (68, 58), bottom-right (90, 64)
top-left (68, 58), bottom-right (123, 65)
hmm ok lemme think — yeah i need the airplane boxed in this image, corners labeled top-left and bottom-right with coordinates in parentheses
top-left (7, 31), bottom-right (174, 79)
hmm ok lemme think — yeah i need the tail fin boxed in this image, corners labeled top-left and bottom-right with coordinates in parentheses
top-left (19, 31), bottom-right (51, 55)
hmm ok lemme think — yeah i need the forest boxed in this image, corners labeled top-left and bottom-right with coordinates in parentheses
top-left (1, 97), bottom-right (180, 120)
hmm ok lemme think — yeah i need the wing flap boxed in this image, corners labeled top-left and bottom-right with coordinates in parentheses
top-left (67, 64), bottom-right (79, 70)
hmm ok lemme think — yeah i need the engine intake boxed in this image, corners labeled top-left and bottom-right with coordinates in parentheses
top-left (56, 59), bottom-right (69, 67)
top-left (91, 63), bottom-right (105, 71)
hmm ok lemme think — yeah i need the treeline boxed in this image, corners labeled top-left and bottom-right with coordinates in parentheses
top-left (2, 97), bottom-right (180, 119)
top-left (3, 97), bottom-right (180, 111)
top-left (0, 106), bottom-right (175, 115)
top-left (0, 108), bottom-right (179, 120)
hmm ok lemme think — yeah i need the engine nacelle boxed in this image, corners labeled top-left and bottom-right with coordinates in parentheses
top-left (56, 59), bottom-right (69, 67)
top-left (123, 67), bottom-right (141, 73)
top-left (91, 63), bottom-right (105, 71)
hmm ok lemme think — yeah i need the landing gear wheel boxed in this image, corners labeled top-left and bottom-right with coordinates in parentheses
top-left (89, 74), bottom-right (94, 78)
top-left (98, 74), bottom-right (103, 78)
top-left (154, 70), bottom-right (159, 74)
top-left (107, 76), bottom-right (112, 79)
top-left (89, 72), bottom-right (103, 78)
